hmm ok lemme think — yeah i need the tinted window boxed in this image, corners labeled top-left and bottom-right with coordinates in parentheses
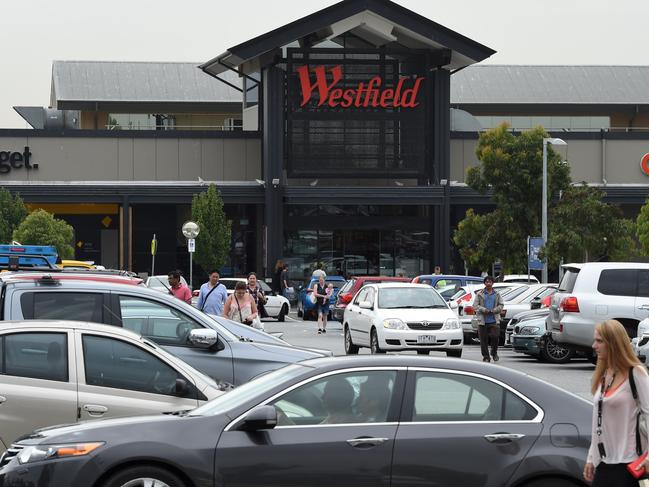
top-left (119, 296), bottom-right (203, 346)
top-left (3, 333), bottom-right (68, 382)
top-left (365, 288), bottom-right (376, 306)
top-left (500, 286), bottom-right (529, 301)
top-left (354, 288), bottom-right (369, 305)
top-left (559, 269), bottom-right (580, 292)
top-left (271, 370), bottom-right (397, 426)
top-left (21, 292), bottom-right (104, 322)
top-left (597, 269), bottom-right (638, 297)
top-left (82, 334), bottom-right (184, 396)
top-left (411, 372), bottom-right (536, 422)
top-left (434, 279), bottom-right (461, 291)
top-left (639, 270), bottom-right (649, 298)
top-left (378, 287), bottom-right (447, 309)
top-left (221, 280), bottom-right (238, 290)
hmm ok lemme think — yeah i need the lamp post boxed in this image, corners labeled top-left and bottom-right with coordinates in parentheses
top-left (542, 137), bottom-right (567, 283)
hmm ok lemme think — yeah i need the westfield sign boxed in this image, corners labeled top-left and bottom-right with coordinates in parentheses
top-left (296, 65), bottom-right (424, 109)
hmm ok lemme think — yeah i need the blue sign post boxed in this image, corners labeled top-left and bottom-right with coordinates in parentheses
top-left (528, 236), bottom-right (544, 282)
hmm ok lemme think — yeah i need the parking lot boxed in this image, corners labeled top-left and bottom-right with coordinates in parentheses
top-left (265, 311), bottom-right (595, 401)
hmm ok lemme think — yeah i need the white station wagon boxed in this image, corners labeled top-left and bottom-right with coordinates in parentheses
top-left (343, 283), bottom-right (462, 356)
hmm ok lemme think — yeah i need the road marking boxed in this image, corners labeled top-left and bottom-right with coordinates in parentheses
top-left (284, 315), bottom-right (300, 322)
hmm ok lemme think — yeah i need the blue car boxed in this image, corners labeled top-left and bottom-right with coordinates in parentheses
top-left (297, 275), bottom-right (347, 320)
top-left (412, 274), bottom-right (484, 300)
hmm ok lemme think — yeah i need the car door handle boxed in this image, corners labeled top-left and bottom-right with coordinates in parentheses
top-left (83, 404), bottom-right (108, 416)
top-left (638, 305), bottom-right (649, 310)
top-left (346, 437), bottom-right (389, 448)
top-left (0, 395), bottom-right (6, 404)
top-left (484, 433), bottom-right (525, 443)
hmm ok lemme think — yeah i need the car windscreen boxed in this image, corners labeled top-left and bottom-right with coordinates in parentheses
top-left (501, 286), bottom-right (529, 301)
top-left (210, 315), bottom-right (286, 345)
top-left (378, 287), bottom-right (447, 309)
top-left (190, 363), bottom-right (308, 416)
top-left (559, 269), bottom-right (579, 292)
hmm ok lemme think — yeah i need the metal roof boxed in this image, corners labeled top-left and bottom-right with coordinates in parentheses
top-left (52, 61), bottom-right (242, 107)
top-left (451, 65), bottom-right (649, 105)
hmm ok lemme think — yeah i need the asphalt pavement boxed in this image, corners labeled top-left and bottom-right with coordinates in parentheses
top-left (263, 311), bottom-right (595, 401)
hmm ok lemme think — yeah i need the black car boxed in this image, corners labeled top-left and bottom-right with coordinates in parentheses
top-left (0, 356), bottom-right (591, 487)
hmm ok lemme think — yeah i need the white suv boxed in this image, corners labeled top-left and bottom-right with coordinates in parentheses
top-left (548, 262), bottom-right (649, 354)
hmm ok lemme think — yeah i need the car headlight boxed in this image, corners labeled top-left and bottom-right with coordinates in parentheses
top-left (519, 326), bottom-right (541, 335)
top-left (443, 318), bottom-right (459, 330)
top-left (17, 442), bottom-right (104, 464)
top-left (383, 319), bottom-right (407, 330)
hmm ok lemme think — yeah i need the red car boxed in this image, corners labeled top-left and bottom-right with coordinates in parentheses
top-left (332, 276), bottom-right (411, 321)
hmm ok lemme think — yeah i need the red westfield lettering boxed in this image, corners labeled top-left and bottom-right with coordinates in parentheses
top-left (296, 65), bottom-right (424, 108)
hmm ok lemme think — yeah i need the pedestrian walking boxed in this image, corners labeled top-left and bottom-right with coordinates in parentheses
top-left (196, 269), bottom-right (228, 315)
top-left (472, 275), bottom-right (504, 362)
top-left (584, 320), bottom-right (649, 487)
top-left (272, 259), bottom-right (284, 294)
top-left (223, 281), bottom-right (261, 328)
top-left (167, 270), bottom-right (192, 304)
top-left (312, 262), bottom-right (326, 279)
top-left (247, 272), bottom-right (268, 319)
top-left (312, 275), bottom-right (330, 334)
top-left (280, 264), bottom-right (291, 299)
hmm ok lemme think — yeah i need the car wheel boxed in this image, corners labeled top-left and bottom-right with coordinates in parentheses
top-left (344, 326), bottom-right (359, 355)
top-left (370, 329), bottom-right (385, 354)
top-left (540, 336), bottom-right (574, 364)
top-left (416, 350), bottom-right (430, 355)
top-left (277, 304), bottom-right (288, 322)
top-left (446, 349), bottom-right (462, 358)
top-left (101, 465), bottom-right (187, 487)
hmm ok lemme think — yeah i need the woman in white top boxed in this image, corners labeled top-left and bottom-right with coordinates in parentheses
top-left (584, 319), bottom-right (649, 486)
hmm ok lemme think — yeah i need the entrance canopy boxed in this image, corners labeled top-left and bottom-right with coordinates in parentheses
top-left (200, 0), bottom-right (495, 77)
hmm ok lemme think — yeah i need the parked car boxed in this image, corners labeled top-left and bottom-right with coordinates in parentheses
top-left (549, 262), bottom-right (649, 356)
top-left (0, 245), bottom-right (59, 268)
top-left (332, 276), bottom-right (411, 321)
top-left (0, 355), bottom-right (591, 487)
top-left (500, 284), bottom-right (557, 325)
top-left (502, 274), bottom-right (540, 284)
top-left (412, 274), bottom-right (483, 298)
top-left (343, 283), bottom-right (462, 356)
top-left (145, 274), bottom-right (198, 305)
top-left (0, 320), bottom-right (223, 451)
top-left (297, 275), bottom-right (347, 320)
top-left (219, 277), bottom-right (291, 321)
top-left (509, 309), bottom-right (576, 364)
top-left (0, 272), bottom-right (330, 385)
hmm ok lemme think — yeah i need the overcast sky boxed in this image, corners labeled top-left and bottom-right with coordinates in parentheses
top-left (2, 0), bottom-right (648, 128)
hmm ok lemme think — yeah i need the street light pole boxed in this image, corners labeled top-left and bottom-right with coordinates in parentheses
top-left (542, 137), bottom-right (567, 283)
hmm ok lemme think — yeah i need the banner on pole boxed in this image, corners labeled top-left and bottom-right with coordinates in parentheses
top-left (528, 237), bottom-right (544, 271)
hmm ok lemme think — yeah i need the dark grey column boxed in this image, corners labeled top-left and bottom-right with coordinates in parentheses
top-left (432, 69), bottom-right (451, 272)
top-left (262, 66), bottom-right (285, 277)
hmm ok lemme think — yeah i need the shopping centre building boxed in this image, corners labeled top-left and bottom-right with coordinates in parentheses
top-left (2, 0), bottom-right (649, 282)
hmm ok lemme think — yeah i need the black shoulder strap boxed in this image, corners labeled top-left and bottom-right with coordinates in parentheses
top-left (200, 285), bottom-right (218, 312)
top-left (630, 366), bottom-right (643, 456)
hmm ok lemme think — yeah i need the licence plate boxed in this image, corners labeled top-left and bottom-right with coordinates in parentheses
top-left (417, 335), bottom-right (436, 344)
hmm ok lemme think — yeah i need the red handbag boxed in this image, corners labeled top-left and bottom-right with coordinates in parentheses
top-left (627, 451), bottom-right (647, 479)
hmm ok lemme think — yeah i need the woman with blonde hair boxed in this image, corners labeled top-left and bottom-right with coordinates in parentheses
top-left (584, 319), bottom-right (649, 486)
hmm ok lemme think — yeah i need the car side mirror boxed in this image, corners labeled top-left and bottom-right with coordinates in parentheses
top-left (189, 329), bottom-right (218, 349)
top-left (359, 301), bottom-right (373, 309)
top-left (449, 301), bottom-right (459, 310)
top-left (238, 405), bottom-right (278, 431)
top-left (530, 297), bottom-right (542, 310)
top-left (175, 378), bottom-right (189, 397)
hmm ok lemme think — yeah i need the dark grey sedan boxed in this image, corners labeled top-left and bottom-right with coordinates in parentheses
top-left (0, 356), bottom-right (590, 487)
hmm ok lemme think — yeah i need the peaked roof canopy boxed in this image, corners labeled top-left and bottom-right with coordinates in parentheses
top-left (200, 0), bottom-right (495, 77)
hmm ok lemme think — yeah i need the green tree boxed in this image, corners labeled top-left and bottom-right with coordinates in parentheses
top-left (0, 188), bottom-right (28, 243)
top-left (637, 197), bottom-right (649, 255)
top-left (12, 209), bottom-right (75, 258)
top-left (191, 185), bottom-right (232, 272)
top-left (455, 124), bottom-right (570, 273)
top-left (544, 185), bottom-right (636, 265)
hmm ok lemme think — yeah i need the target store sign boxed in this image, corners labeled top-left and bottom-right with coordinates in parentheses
top-left (642, 153), bottom-right (649, 176)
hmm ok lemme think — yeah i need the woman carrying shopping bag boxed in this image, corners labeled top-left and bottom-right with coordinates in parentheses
top-left (584, 320), bottom-right (649, 486)
top-left (223, 281), bottom-right (262, 330)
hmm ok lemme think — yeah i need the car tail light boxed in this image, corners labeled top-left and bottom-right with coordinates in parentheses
top-left (541, 295), bottom-right (552, 308)
top-left (340, 294), bottom-right (353, 304)
top-left (9, 247), bottom-right (25, 252)
top-left (560, 296), bottom-right (580, 312)
top-left (464, 305), bottom-right (475, 315)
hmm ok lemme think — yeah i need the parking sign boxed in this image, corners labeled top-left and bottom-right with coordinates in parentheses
top-left (528, 237), bottom-right (544, 271)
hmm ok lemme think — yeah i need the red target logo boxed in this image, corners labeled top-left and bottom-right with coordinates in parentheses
top-left (642, 154), bottom-right (649, 176)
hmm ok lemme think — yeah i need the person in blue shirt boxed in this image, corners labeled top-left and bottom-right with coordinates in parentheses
top-left (473, 275), bottom-right (504, 362)
top-left (197, 269), bottom-right (228, 316)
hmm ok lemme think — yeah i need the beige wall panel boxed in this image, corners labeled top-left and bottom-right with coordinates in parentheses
top-left (29, 138), bottom-right (118, 181)
top-left (605, 140), bottom-right (649, 184)
top-left (245, 139), bottom-right (262, 179)
top-left (133, 139), bottom-right (157, 180)
top-left (201, 139), bottom-right (224, 180)
top-left (564, 140), bottom-right (601, 184)
top-left (178, 139), bottom-right (202, 179)
top-left (155, 139), bottom-right (179, 180)
top-left (449, 139), bottom-right (465, 181)
top-left (223, 139), bottom-right (247, 180)
top-left (117, 138), bottom-right (134, 180)
top-left (0, 136), bottom-right (34, 181)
